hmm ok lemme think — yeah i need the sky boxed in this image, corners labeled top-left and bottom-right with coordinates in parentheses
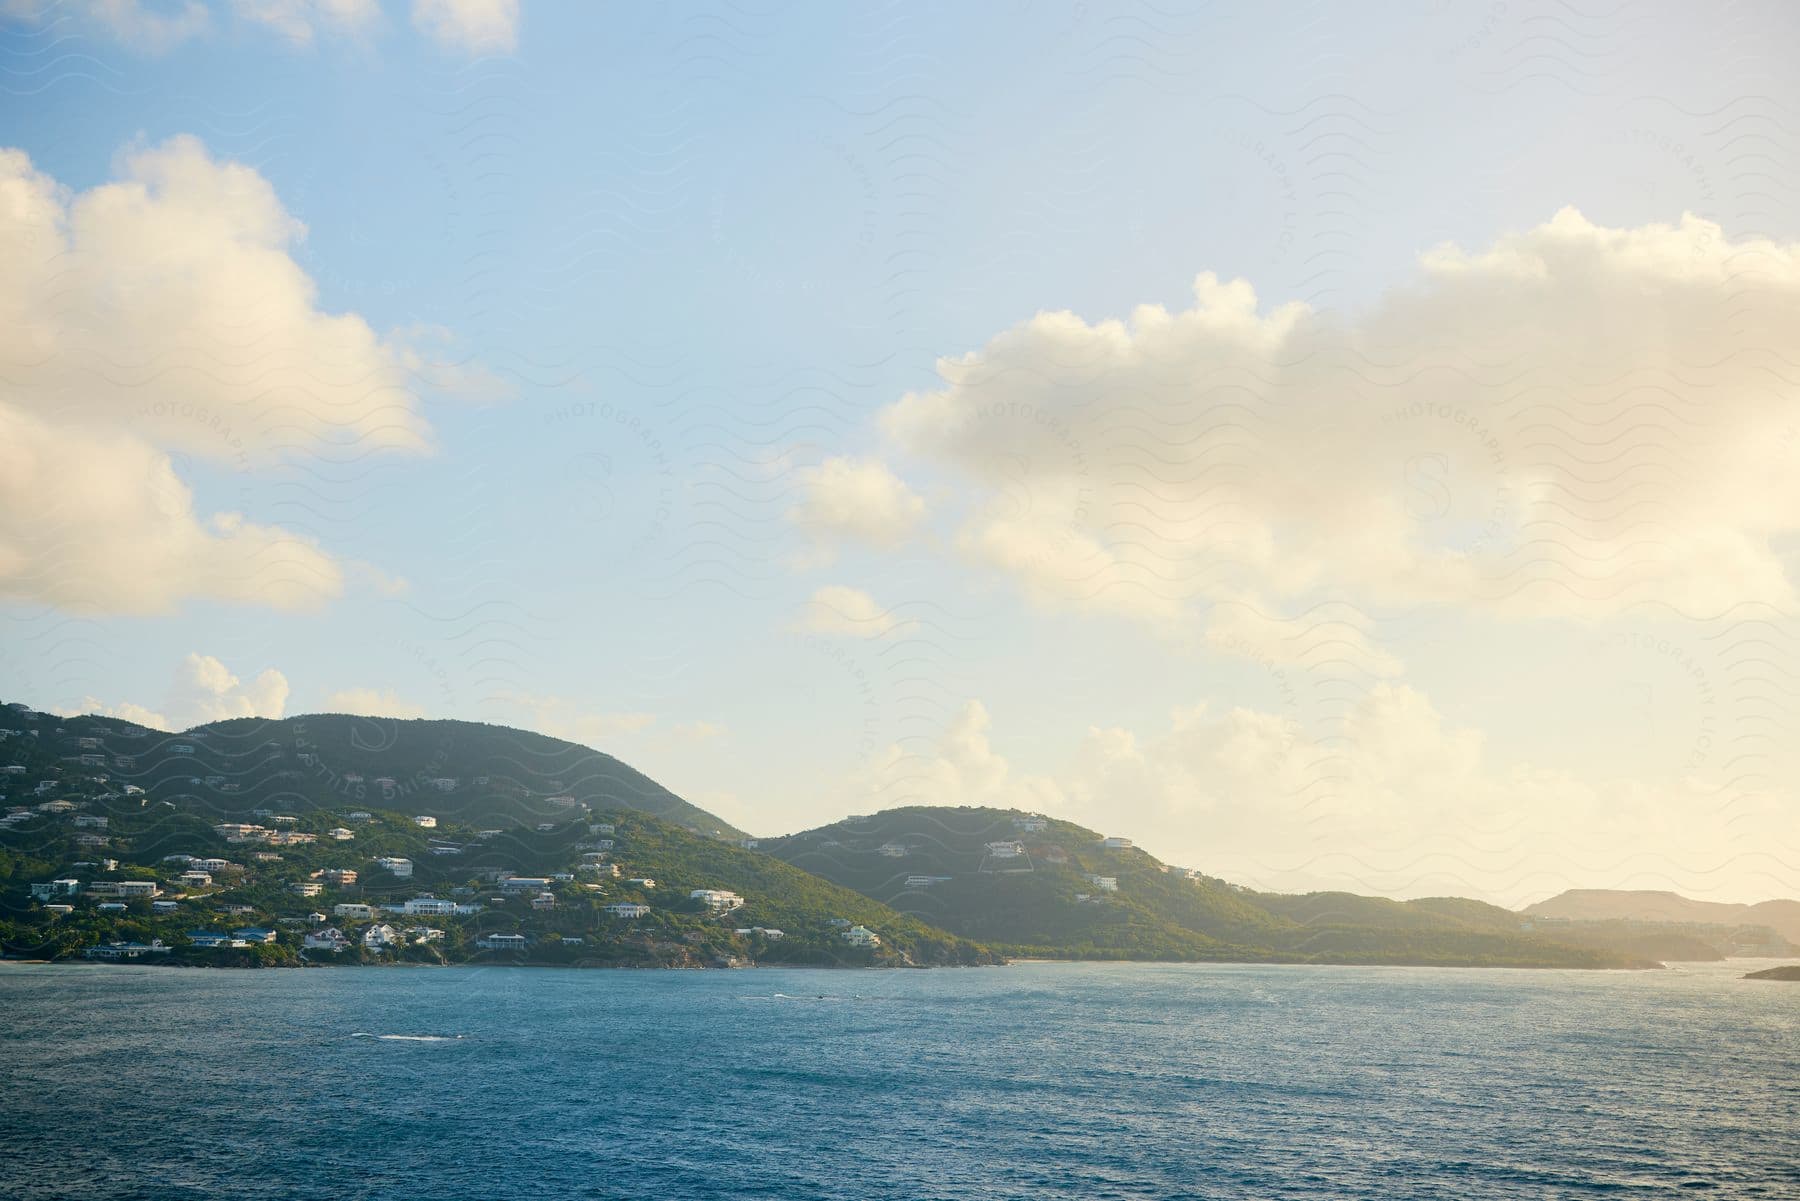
top-left (3, 0), bottom-right (1799, 907)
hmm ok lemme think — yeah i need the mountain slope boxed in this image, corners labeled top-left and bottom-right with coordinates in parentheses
top-left (765, 806), bottom-right (1647, 968)
top-left (0, 703), bottom-right (993, 967)
top-left (1526, 889), bottom-right (1800, 945)
top-left (15, 708), bottom-right (746, 838)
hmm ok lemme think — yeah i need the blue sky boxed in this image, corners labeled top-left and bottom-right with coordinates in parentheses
top-left (4, 1), bottom-right (1799, 905)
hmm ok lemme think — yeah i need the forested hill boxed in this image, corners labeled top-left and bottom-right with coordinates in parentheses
top-left (2, 706), bottom-right (744, 839)
top-left (766, 806), bottom-right (1654, 969)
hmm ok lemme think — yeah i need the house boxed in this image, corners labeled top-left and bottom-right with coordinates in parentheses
top-left (605, 903), bottom-right (650, 918)
top-left (1013, 814), bottom-right (1049, 832)
top-left (72, 814), bottom-right (109, 829)
top-left (326, 827), bottom-right (355, 841)
top-left (43, 904), bottom-right (73, 916)
top-left (734, 927), bottom-right (786, 940)
top-left (531, 892), bottom-right (556, 910)
top-left (413, 815), bottom-right (437, 828)
top-left (346, 811), bottom-right (373, 822)
top-left (362, 924), bottom-right (401, 950)
top-left (151, 900), bottom-right (180, 914)
top-left (177, 871), bottom-right (214, 888)
top-left (29, 879), bottom-right (80, 900)
top-left (289, 882), bottom-right (324, 897)
top-left (689, 889), bottom-right (744, 913)
top-left (984, 841), bottom-right (1025, 859)
top-left (405, 926), bottom-right (445, 944)
top-left (1086, 875), bottom-right (1119, 892)
top-left (233, 928), bottom-right (278, 944)
top-left (85, 940), bottom-right (171, 961)
top-left (499, 877), bottom-right (554, 894)
top-left (85, 880), bottom-right (161, 899)
top-left (876, 842), bottom-right (908, 858)
top-left (401, 897), bottom-right (457, 916)
top-left (376, 857), bottom-right (414, 878)
top-left (334, 903), bottom-right (375, 919)
top-left (304, 928), bottom-right (351, 952)
top-left (225, 904), bottom-right (257, 916)
top-left (307, 912), bottom-right (328, 924)
top-left (95, 901), bottom-right (128, 913)
top-left (1099, 836), bottom-right (1133, 850)
top-left (841, 925), bottom-right (881, 948)
top-left (476, 932), bottom-right (528, 951)
top-left (589, 823), bottom-right (615, 836)
top-left (187, 931), bottom-right (232, 947)
top-left (317, 868), bottom-right (358, 886)
top-left (626, 878), bottom-right (655, 888)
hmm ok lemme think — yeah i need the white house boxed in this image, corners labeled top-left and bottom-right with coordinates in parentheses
top-left (85, 880), bottom-right (162, 899)
top-left (689, 888), bottom-right (744, 912)
top-left (413, 815), bottom-right (437, 828)
top-left (498, 877), bottom-right (554, 893)
top-left (304, 928), bottom-right (351, 952)
top-left (327, 827), bottom-right (355, 841)
top-left (1013, 814), bottom-right (1049, 832)
top-left (531, 892), bottom-right (556, 910)
top-left (376, 857), bottom-right (414, 878)
top-left (1086, 875), bottom-right (1119, 893)
top-left (289, 882), bottom-right (324, 897)
top-left (177, 871), bottom-right (214, 888)
top-left (841, 925), bottom-right (881, 948)
top-left (876, 842), bottom-right (908, 858)
top-left (362, 924), bottom-right (401, 950)
top-left (334, 903), bottom-right (375, 919)
top-left (626, 878), bottom-right (656, 888)
top-left (401, 897), bottom-right (457, 916)
top-left (476, 932), bottom-right (528, 951)
top-left (605, 902), bottom-right (650, 918)
top-left (1099, 836), bottom-right (1133, 850)
top-left (984, 841), bottom-right (1024, 859)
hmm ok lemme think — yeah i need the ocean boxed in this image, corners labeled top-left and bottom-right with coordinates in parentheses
top-left (0, 960), bottom-right (1794, 1199)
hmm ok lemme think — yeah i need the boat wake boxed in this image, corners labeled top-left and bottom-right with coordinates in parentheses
top-left (351, 1033), bottom-right (465, 1042)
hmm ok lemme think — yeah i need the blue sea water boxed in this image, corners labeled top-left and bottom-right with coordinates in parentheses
top-left (0, 960), bottom-right (1795, 1200)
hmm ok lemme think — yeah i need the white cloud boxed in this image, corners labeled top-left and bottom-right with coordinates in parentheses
top-left (792, 585), bottom-right (912, 640)
top-left (70, 652), bottom-right (289, 731)
top-left (788, 456), bottom-right (926, 556)
top-left (411, 0), bottom-right (517, 54)
top-left (879, 210), bottom-right (1800, 640)
top-left (0, 405), bottom-right (343, 614)
top-left (81, 0), bottom-right (212, 51)
top-left (323, 687), bottom-right (426, 719)
top-left (8, 0), bottom-right (380, 51)
top-left (0, 138), bottom-right (468, 613)
top-left (231, 0), bottom-right (380, 44)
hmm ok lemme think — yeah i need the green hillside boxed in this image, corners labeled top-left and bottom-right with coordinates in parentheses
top-left (765, 806), bottom-right (1651, 969)
top-left (17, 708), bottom-right (745, 838)
top-left (0, 703), bottom-right (993, 968)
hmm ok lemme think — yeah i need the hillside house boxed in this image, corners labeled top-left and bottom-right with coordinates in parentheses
top-left (689, 889), bottom-right (744, 913)
top-left (605, 902), bottom-right (650, 918)
top-left (476, 933), bottom-right (528, 951)
top-left (841, 925), bottom-right (881, 948)
top-left (304, 928), bottom-right (351, 952)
